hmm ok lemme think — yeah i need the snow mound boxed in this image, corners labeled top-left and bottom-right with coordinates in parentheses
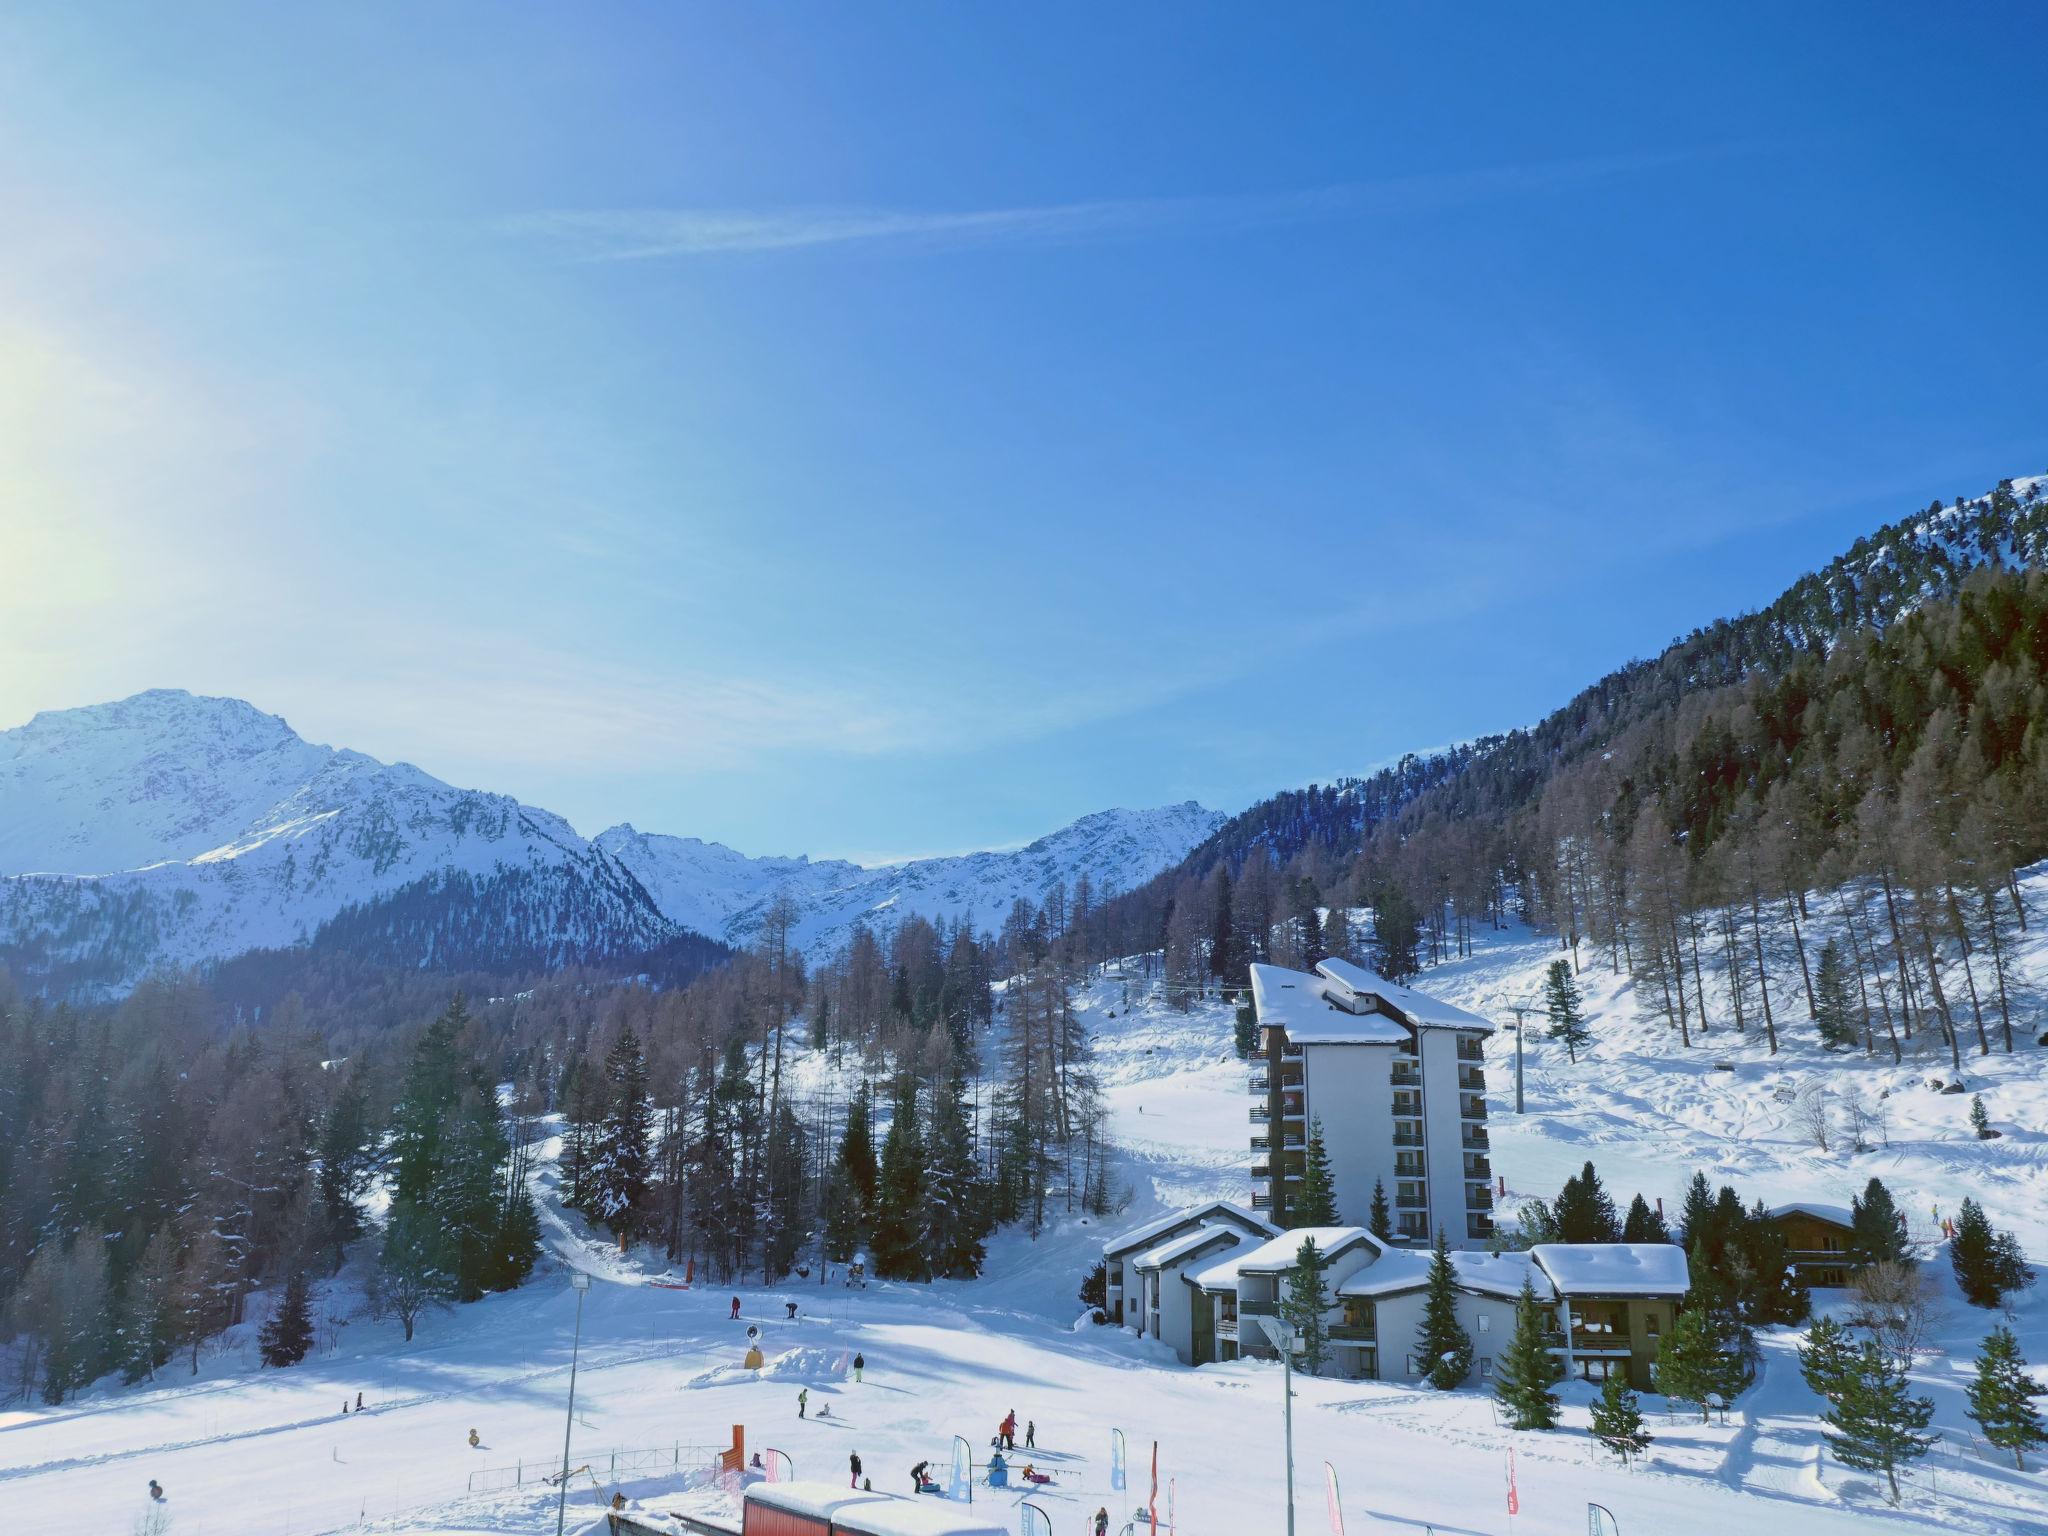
top-left (683, 1345), bottom-right (848, 1388)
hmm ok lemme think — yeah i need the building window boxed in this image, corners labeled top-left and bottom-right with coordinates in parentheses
top-left (1645, 1313), bottom-right (1659, 1337)
top-left (1404, 1355), bottom-right (1418, 1376)
top-left (1479, 1357), bottom-right (1493, 1378)
top-left (1477, 1314), bottom-right (1490, 1334)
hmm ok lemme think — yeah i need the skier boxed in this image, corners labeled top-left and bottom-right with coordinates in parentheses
top-left (1000, 1410), bottom-right (1017, 1450)
top-left (852, 1351), bottom-right (864, 1383)
top-left (468, 1428), bottom-right (480, 1449)
top-left (148, 1480), bottom-right (164, 1502)
top-left (848, 1452), bottom-right (863, 1489)
top-left (355, 1392), bottom-right (363, 1411)
top-left (786, 1300), bottom-right (799, 1321)
top-left (799, 1387), bottom-right (809, 1419)
top-left (1025, 1420), bottom-right (1035, 1449)
top-left (730, 1296), bottom-right (742, 1320)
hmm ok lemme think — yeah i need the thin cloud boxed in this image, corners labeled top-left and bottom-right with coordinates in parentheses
top-left (510, 149), bottom-right (1719, 263)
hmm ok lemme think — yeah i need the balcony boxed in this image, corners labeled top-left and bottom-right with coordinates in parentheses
top-left (1394, 1158), bottom-right (1426, 1180)
top-left (1458, 1067), bottom-right (1486, 1092)
top-left (1465, 1214), bottom-right (1495, 1240)
top-left (1393, 1095), bottom-right (1423, 1118)
top-left (1216, 1317), bottom-right (1238, 1340)
top-left (1465, 1189), bottom-right (1494, 1212)
top-left (1457, 1038), bottom-right (1485, 1063)
top-left (1390, 1066), bottom-right (1420, 1087)
top-left (1460, 1096), bottom-right (1487, 1121)
top-left (1462, 1128), bottom-right (1490, 1150)
top-left (1395, 1192), bottom-right (1428, 1211)
top-left (1547, 1327), bottom-right (1633, 1355)
top-left (1239, 1297), bottom-right (1278, 1317)
top-left (1328, 1322), bottom-right (1376, 1343)
top-left (1392, 1130), bottom-right (1424, 1148)
top-left (1251, 1160), bottom-right (1303, 1183)
top-left (1250, 1106), bottom-right (1270, 1123)
top-left (1251, 1190), bottom-right (1273, 1210)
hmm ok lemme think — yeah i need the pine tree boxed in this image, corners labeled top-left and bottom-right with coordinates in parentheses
top-left (1367, 1179), bottom-right (1393, 1243)
top-left (1676, 1171), bottom-right (1716, 1250)
top-left (1621, 1194), bottom-right (1670, 1244)
top-left (1370, 887), bottom-right (1423, 984)
top-left (1654, 1307), bottom-right (1742, 1422)
top-left (762, 1102), bottom-right (808, 1280)
top-left (1553, 1161), bottom-right (1620, 1243)
top-left (1812, 939), bottom-right (1861, 1049)
top-left (314, 1074), bottom-right (375, 1260)
top-left (119, 1226), bottom-right (180, 1384)
top-left (1823, 1340), bottom-right (1935, 1505)
top-left (821, 1167), bottom-right (862, 1265)
top-left (584, 1029), bottom-right (653, 1239)
top-left (921, 1073), bottom-right (989, 1279)
top-left (1969, 1094), bottom-right (1994, 1139)
top-left (1544, 960), bottom-right (1590, 1062)
top-left (1799, 1315), bottom-right (1856, 1407)
top-left (1849, 1177), bottom-right (1912, 1269)
top-left (1415, 1227), bottom-right (1473, 1389)
top-left (870, 1076), bottom-right (926, 1280)
top-left (839, 1085), bottom-right (880, 1220)
top-left (1966, 1326), bottom-right (2048, 1469)
top-left (1494, 1276), bottom-right (1562, 1429)
top-left (1280, 1237), bottom-right (1333, 1375)
top-left (1950, 1197), bottom-right (2034, 1308)
top-left (1588, 1373), bottom-right (1652, 1465)
top-left (258, 1270), bottom-right (316, 1368)
top-left (1291, 1119), bottom-right (1338, 1228)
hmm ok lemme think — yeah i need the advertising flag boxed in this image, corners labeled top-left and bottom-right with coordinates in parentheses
top-left (1506, 1448), bottom-right (1520, 1517)
top-left (951, 1435), bottom-right (972, 1502)
top-left (1323, 1462), bottom-right (1345, 1536)
top-left (1111, 1428), bottom-right (1127, 1492)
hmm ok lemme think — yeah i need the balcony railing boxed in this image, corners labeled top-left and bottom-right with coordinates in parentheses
top-left (1464, 1157), bottom-right (1492, 1181)
top-left (1328, 1322), bottom-right (1376, 1343)
top-left (1216, 1318), bottom-right (1237, 1339)
top-left (1465, 1215), bottom-right (1495, 1239)
top-left (1458, 1068), bottom-right (1486, 1091)
top-left (1463, 1129), bottom-right (1490, 1150)
top-left (1394, 1160), bottom-right (1426, 1180)
top-left (1457, 1039), bottom-right (1485, 1063)
top-left (1392, 1131), bottom-right (1424, 1148)
top-left (1395, 1193), bottom-right (1428, 1210)
top-left (1250, 1106), bottom-right (1270, 1123)
top-left (1460, 1098), bottom-right (1487, 1121)
top-left (1251, 1191), bottom-right (1273, 1210)
top-left (1390, 1067), bottom-right (1421, 1087)
top-left (1239, 1297), bottom-right (1278, 1317)
top-left (1393, 1097), bottom-right (1423, 1117)
top-left (1465, 1189), bottom-right (1494, 1212)
top-left (1547, 1328), bottom-right (1632, 1353)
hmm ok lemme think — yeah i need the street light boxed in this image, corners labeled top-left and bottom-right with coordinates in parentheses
top-left (556, 1271), bottom-right (593, 1536)
top-left (1252, 1316), bottom-right (1300, 1536)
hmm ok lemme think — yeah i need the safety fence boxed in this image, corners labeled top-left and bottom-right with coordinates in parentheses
top-left (467, 1441), bottom-right (729, 1494)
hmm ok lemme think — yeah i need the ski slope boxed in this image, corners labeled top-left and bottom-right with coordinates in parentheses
top-left (6, 876), bottom-right (2048, 1534)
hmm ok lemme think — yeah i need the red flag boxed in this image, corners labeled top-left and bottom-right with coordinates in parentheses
top-left (1149, 1440), bottom-right (1159, 1534)
top-left (1506, 1448), bottom-right (1519, 1517)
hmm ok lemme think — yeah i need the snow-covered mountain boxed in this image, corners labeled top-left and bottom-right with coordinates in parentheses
top-left (0, 690), bottom-right (1220, 992)
top-left (0, 690), bottom-right (674, 994)
top-left (596, 799), bottom-right (1224, 956)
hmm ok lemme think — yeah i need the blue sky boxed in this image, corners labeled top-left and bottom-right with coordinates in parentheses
top-left (3, 5), bottom-right (2043, 862)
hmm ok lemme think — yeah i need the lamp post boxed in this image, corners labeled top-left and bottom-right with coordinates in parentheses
top-left (556, 1271), bottom-right (593, 1536)
top-left (1252, 1316), bottom-right (1299, 1536)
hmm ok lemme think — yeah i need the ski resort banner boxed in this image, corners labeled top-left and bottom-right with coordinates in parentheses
top-left (951, 1435), bottom-right (972, 1502)
top-left (761, 1447), bottom-right (792, 1483)
top-left (1110, 1428), bottom-right (1126, 1491)
top-left (1587, 1503), bottom-right (1621, 1536)
top-left (1323, 1461), bottom-right (1344, 1536)
top-left (1021, 1500), bottom-right (1052, 1536)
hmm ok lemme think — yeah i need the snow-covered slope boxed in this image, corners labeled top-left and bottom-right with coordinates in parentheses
top-left (596, 801), bottom-right (1224, 957)
top-left (0, 691), bottom-right (674, 993)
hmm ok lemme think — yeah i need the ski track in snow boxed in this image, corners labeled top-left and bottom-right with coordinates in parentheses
top-left (12, 872), bottom-right (2048, 1533)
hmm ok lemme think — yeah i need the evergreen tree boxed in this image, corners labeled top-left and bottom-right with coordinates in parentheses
top-left (838, 1085), bottom-right (880, 1220)
top-left (1812, 940), bottom-right (1861, 1049)
top-left (1950, 1197), bottom-right (2034, 1308)
top-left (922, 1073), bottom-right (989, 1279)
top-left (119, 1226), bottom-right (181, 1384)
top-left (584, 1028), bottom-right (653, 1239)
top-left (370, 1203), bottom-right (453, 1342)
top-left (1291, 1120), bottom-right (1338, 1228)
top-left (762, 1102), bottom-right (808, 1280)
top-left (870, 1076), bottom-right (926, 1280)
top-left (1849, 1178), bottom-right (1912, 1269)
top-left (1233, 1004), bottom-right (1259, 1060)
top-left (1676, 1171), bottom-right (1716, 1250)
top-left (1367, 1178), bottom-right (1393, 1243)
top-left (820, 1168), bottom-right (862, 1265)
top-left (1415, 1227), bottom-right (1473, 1389)
top-left (1553, 1161), bottom-right (1620, 1243)
top-left (1799, 1315), bottom-right (1857, 1407)
top-left (1494, 1276), bottom-right (1562, 1429)
top-left (1621, 1193), bottom-right (1670, 1244)
top-left (258, 1270), bottom-right (315, 1368)
top-left (1969, 1094), bottom-right (1994, 1139)
top-left (1966, 1326), bottom-right (2048, 1469)
top-left (1823, 1340), bottom-right (1935, 1505)
top-left (1280, 1237), bottom-right (1333, 1375)
top-left (1588, 1373), bottom-right (1652, 1465)
top-left (1654, 1307), bottom-right (1743, 1421)
top-left (1370, 887), bottom-right (1423, 984)
top-left (1544, 960), bottom-right (1590, 1062)
top-left (314, 1074), bottom-right (375, 1260)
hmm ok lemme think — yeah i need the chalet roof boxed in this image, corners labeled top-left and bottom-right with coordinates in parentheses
top-left (1531, 1243), bottom-right (1690, 1297)
top-left (745, 1482), bottom-right (1008, 1536)
top-left (1769, 1201), bottom-right (1856, 1230)
top-left (1315, 958), bottom-right (1496, 1035)
top-left (1135, 1225), bottom-right (1246, 1272)
top-left (1102, 1201), bottom-right (1275, 1261)
top-left (1232, 1225), bottom-right (1387, 1275)
top-left (1336, 1247), bottom-right (1553, 1302)
top-left (1249, 964), bottom-right (1409, 1045)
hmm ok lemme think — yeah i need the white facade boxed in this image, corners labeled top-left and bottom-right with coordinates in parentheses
top-left (1100, 1202), bottom-right (1275, 1333)
top-left (1250, 959), bottom-right (1494, 1247)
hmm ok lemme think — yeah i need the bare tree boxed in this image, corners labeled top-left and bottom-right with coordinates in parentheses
top-left (1847, 1261), bottom-right (1940, 1369)
top-left (1796, 1084), bottom-right (1832, 1152)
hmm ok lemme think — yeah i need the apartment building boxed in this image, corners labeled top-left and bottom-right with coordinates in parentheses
top-left (1248, 958), bottom-right (1495, 1245)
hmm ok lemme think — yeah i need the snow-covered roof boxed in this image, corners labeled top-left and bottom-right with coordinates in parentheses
top-left (1531, 1243), bottom-right (1690, 1297)
top-left (1315, 958), bottom-right (1496, 1035)
top-left (745, 1483), bottom-right (1008, 1536)
top-left (1249, 964), bottom-right (1409, 1045)
top-left (1135, 1224), bottom-right (1245, 1272)
top-left (1769, 1202), bottom-right (1855, 1230)
top-left (1233, 1225), bottom-right (1386, 1275)
top-left (1335, 1247), bottom-right (1552, 1301)
top-left (1102, 1201), bottom-right (1274, 1260)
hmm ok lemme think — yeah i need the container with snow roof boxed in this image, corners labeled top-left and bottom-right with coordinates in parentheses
top-left (741, 1482), bottom-right (1007, 1536)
